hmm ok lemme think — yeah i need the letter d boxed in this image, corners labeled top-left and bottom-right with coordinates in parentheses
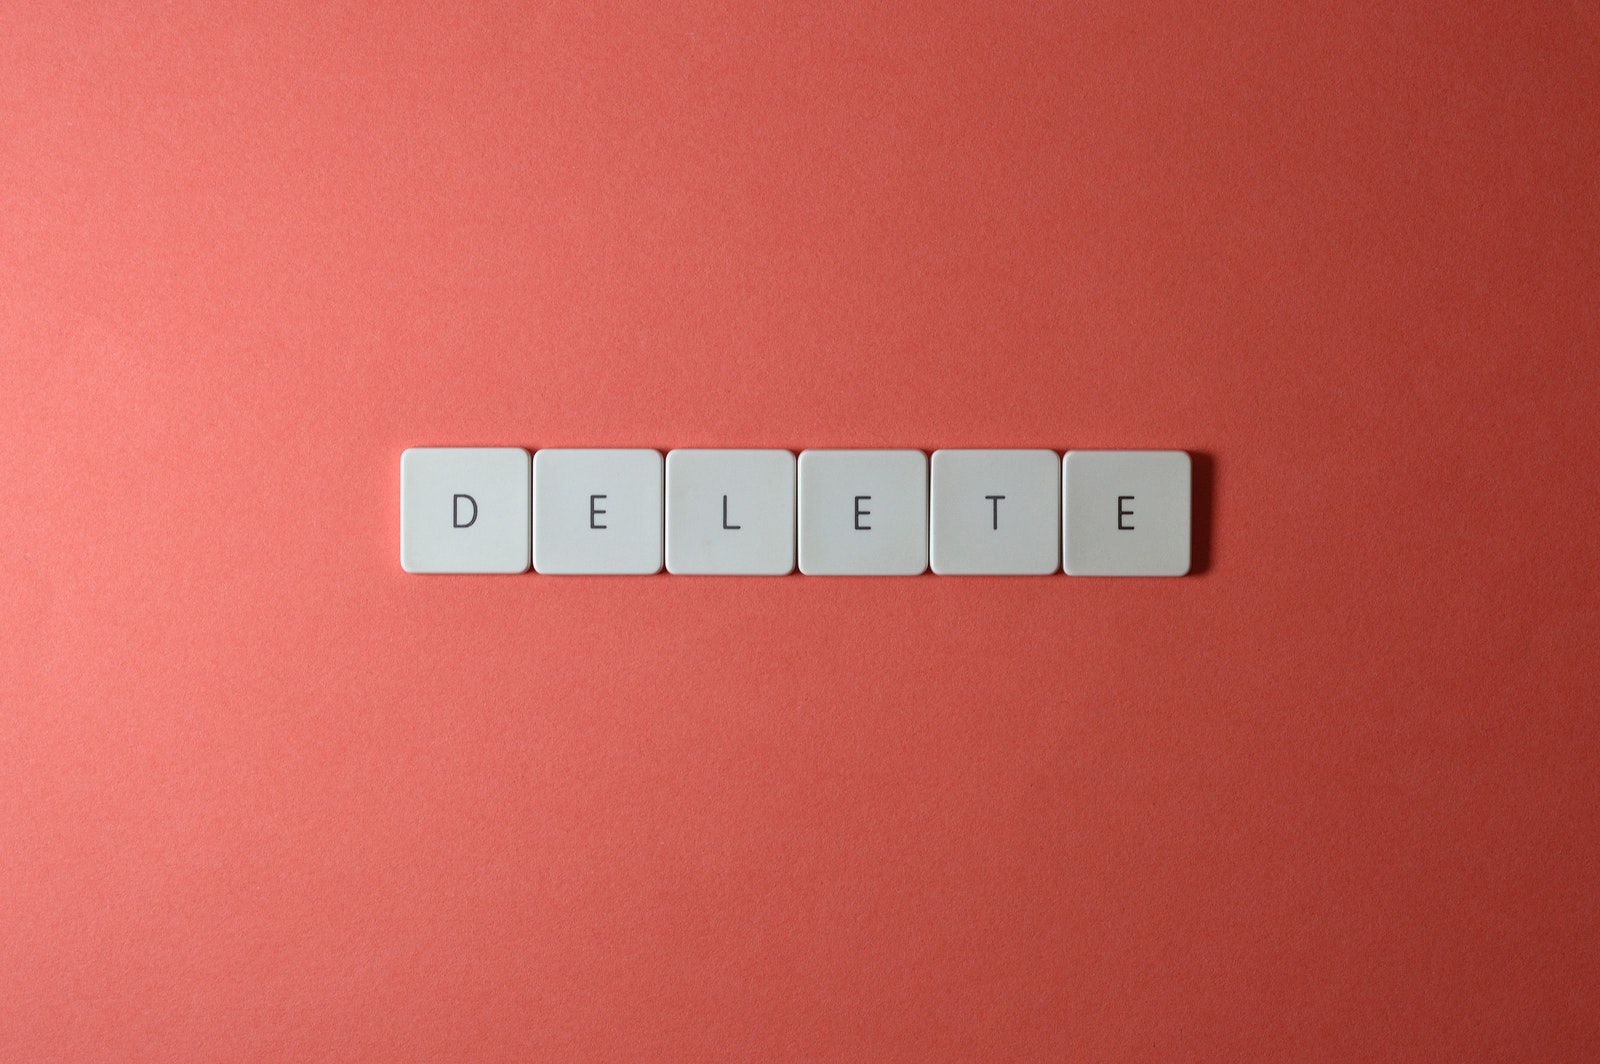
top-left (453, 493), bottom-right (478, 528)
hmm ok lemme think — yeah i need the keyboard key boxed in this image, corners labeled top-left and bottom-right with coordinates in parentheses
top-left (532, 449), bottom-right (663, 574)
top-left (1062, 450), bottom-right (1190, 576)
top-left (400, 447), bottom-right (531, 573)
top-left (797, 450), bottom-right (928, 575)
top-left (665, 449), bottom-right (796, 575)
top-left (929, 449), bottom-right (1060, 575)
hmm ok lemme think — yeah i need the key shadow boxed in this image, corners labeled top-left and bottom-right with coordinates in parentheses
top-left (1189, 450), bottom-right (1214, 575)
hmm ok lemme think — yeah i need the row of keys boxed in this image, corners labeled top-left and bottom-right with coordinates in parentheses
top-left (399, 448), bottom-right (1191, 576)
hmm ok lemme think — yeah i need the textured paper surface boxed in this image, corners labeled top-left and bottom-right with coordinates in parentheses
top-left (3, 3), bottom-right (1598, 1060)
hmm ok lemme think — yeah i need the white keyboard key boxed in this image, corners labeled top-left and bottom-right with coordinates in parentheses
top-left (665, 449), bottom-right (796, 575)
top-left (400, 447), bottom-right (531, 573)
top-left (1063, 450), bottom-right (1190, 576)
top-left (532, 449), bottom-right (663, 574)
top-left (929, 449), bottom-right (1060, 575)
top-left (797, 450), bottom-right (928, 575)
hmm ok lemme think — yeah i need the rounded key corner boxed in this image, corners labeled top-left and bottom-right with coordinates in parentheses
top-left (1145, 566), bottom-right (1193, 579)
top-left (477, 560), bottom-right (533, 576)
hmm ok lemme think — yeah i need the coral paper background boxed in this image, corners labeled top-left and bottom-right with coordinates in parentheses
top-left (3, 2), bottom-right (1597, 1060)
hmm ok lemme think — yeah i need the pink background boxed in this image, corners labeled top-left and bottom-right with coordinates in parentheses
top-left (4, 2), bottom-right (1598, 1060)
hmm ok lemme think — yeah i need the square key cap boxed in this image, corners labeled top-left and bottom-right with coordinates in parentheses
top-left (400, 447), bottom-right (531, 574)
top-left (798, 450), bottom-right (928, 576)
top-left (930, 449), bottom-right (1060, 575)
top-left (1062, 450), bottom-right (1191, 576)
top-left (533, 449), bottom-right (663, 574)
top-left (665, 449), bottom-right (796, 575)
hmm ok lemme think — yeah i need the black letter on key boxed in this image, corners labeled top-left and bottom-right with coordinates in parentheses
top-left (452, 494), bottom-right (478, 528)
top-left (590, 494), bottom-right (608, 530)
top-left (986, 494), bottom-right (1005, 530)
top-left (854, 496), bottom-right (871, 531)
top-left (1117, 495), bottom-right (1135, 531)
top-left (722, 494), bottom-right (741, 530)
